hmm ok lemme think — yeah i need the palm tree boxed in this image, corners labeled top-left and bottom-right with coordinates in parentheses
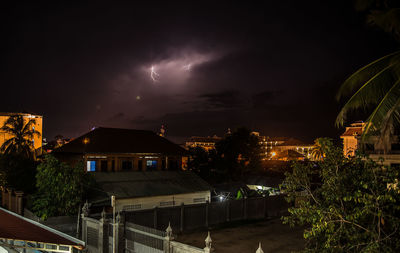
top-left (336, 4), bottom-right (400, 153)
top-left (311, 138), bottom-right (331, 161)
top-left (0, 115), bottom-right (41, 158)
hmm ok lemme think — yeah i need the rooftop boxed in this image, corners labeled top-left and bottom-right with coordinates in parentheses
top-left (91, 171), bottom-right (212, 201)
top-left (53, 127), bottom-right (187, 155)
top-left (0, 207), bottom-right (84, 250)
top-left (0, 112), bottom-right (42, 117)
top-left (341, 127), bottom-right (363, 137)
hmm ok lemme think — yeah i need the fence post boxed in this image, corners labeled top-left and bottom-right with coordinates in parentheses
top-left (7, 188), bottom-right (12, 210)
top-left (204, 231), bottom-right (214, 253)
top-left (164, 222), bottom-right (174, 253)
top-left (243, 197), bottom-right (248, 220)
top-left (116, 212), bottom-right (125, 253)
top-left (180, 203), bottom-right (184, 232)
top-left (15, 191), bottom-right (24, 215)
top-left (99, 209), bottom-right (109, 253)
top-left (226, 200), bottom-right (230, 222)
top-left (263, 196), bottom-right (267, 218)
top-left (205, 201), bottom-right (209, 228)
top-left (154, 207), bottom-right (158, 229)
top-left (256, 242), bottom-right (264, 253)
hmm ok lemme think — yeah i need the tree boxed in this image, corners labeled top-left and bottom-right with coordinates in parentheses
top-left (282, 139), bottom-right (400, 252)
top-left (336, 2), bottom-right (400, 152)
top-left (32, 155), bottom-right (93, 219)
top-left (310, 138), bottom-right (332, 161)
top-left (188, 146), bottom-right (216, 180)
top-left (215, 127), bottom-right (262, 180)
top-left (0, 153), bottom-right (38, 193)
top-left (0, 115), bottom-right (40, 158)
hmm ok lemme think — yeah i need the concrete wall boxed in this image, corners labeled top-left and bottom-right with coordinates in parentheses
top-left (116, 191), bottom-right (211, 212)
top-left (124, 195), bottom-right (289, 232)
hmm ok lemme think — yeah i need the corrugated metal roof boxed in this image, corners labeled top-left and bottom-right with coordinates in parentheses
top-left (0, 207), bottom-right (84, 248)
top-left (91, 171), bottom-right (212, 199)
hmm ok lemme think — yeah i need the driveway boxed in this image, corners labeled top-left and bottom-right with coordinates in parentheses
top-left (175, 218), bottom-right (305, 253)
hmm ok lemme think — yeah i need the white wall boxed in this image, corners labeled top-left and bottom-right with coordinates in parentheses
top-left (116, 191), bottom-right (211, 212)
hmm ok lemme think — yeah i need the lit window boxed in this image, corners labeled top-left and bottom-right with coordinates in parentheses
top-left (87, 161), bottom-right (96, 172)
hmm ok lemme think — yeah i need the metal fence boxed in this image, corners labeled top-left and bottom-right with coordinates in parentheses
top-left (125, 222), bottom-right (165, 253)
top-left (125, 195), bottom-right (289, 232)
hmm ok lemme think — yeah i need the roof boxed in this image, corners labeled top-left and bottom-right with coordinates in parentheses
top-left (0, 112), bottom-right (42, 117)
top-left (53, 127), bottom-right (187, 155)
top-left (272, 137), bottom-right (311, 146)
top-left (187, 136), bottom-right (222, 143)
top-left (90, 171), bottom-right (212, 201)
top-left (341, 127), bottom-right (363, 137)
top-left (277, 149), bottom-right (305, 159)
top-left (0, 207), bottom-right (84, 248)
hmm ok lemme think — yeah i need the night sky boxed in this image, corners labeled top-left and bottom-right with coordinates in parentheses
top-left (1, 1), bottom-right (398, 143)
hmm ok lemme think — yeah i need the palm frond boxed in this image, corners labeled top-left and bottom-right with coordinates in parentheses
top-left (368, 8), bottom-right (400, 41)
top-left (363, 78), bottom-right (400, 139)
top-left (336, 51), bottom-right (400, 100)
top-left (335, 61), bottom-right (399, 126)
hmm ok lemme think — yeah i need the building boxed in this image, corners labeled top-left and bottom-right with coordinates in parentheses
top-left (53, 127), bottom-right (188, 172)
top-left (257, 135), bottom-right (314, 160)
top-left (340, 121), bottom-right (365, 157)
top-left (341, 121), bottom-right (400, 166)
top-left (185, 135), bottom-right (222, 151)
top-left (0, 112), bottom-right (43, 152)
top-left (89, 171), bottom-right (212, 212)
top-left (0, 207), bottom-right (84, 252)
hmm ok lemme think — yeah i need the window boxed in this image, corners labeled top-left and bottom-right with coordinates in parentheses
top-left (123, 204), bottom-right (142, 211)
top-left (87, 161), bottom-right (96, 172)
top-left (160, 201), bottom-right (174, 207)
top-left (146, 160), bottom-right (157, 170)
top-left (138, 160), bottom-right (143, 170)
top-left (193, 198), bottom-right (206, 203)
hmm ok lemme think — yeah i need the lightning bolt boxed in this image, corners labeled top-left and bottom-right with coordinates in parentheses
top-left (150, 66), bottom-right (160, 82)
top-left (182, 63), bottom-right (191, 71)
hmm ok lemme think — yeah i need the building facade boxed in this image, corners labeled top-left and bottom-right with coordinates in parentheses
top-left (340, 121), bottom-right (400, 166)
top-left (185, 135), bottom-right (222, 151)
top-left (340, 121), bottom-right (365, 157)
top-left (0, 112), bottom-right (43, 152)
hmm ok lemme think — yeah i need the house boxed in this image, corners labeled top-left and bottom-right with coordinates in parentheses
top-left (88, 171), bottom-right (212, 212)
top-left (0, 112), bottom-right (43, 152)
top-left (53, 127), bottom-right (188, 172)
top-left (0, 207), bottom-right (84, 253)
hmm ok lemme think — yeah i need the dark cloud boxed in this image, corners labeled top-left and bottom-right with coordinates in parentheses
top-left (198, 90), bottom-right (247, 110)
top-left (0, 1), bottom-right (397, 141)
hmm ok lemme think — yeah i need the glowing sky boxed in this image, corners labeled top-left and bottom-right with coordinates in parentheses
top-left (0, 1), bottom-right (397, 143)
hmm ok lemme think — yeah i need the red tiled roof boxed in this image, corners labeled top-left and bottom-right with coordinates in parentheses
top-left (341, 127), bottom-right (363, 137)
top-left (0, 208), bottom-right (84, 248)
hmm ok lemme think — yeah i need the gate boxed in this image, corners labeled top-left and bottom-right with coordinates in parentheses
top-left (125, 222), bottom-right (165, 253)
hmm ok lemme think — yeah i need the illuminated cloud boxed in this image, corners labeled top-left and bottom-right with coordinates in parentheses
top-left (142, 49), bottom-right (218, 84)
